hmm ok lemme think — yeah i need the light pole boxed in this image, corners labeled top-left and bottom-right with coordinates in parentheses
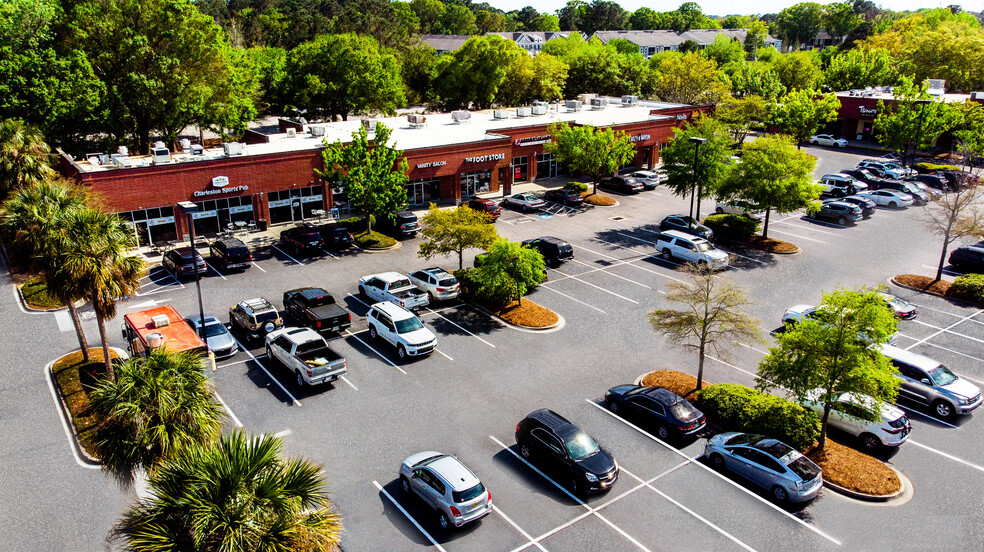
top-left (178, 201), bottom-right (207, 347)
top-left (910, 99), bottom-right (931, 170)
top-left (688, 137), bottom-right (707, 222)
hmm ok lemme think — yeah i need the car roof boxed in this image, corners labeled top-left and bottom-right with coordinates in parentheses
top-left (371, 301), bottom-right (416, 320)
top-left (239, 297), bottom-right (276, 313)
top-left (632, 170), bottom-right (656, 176)
top-left (370, 271), bottom-right (410, 282)
top-left (641, 387), bottom-right (684, 405)
top-left (292, 287), bottom-right (329, 300)
top-left (787, 304), bottom-right (816, 314)
top-left (824, 201), bottom-right (852, 208)
top-left (661, 229), bottom-right (706, 242)
top-left (533, 236), bottom-right (567, 245)
top-left (421, 267), bottom-right (453, 277)
top-left (525, 408), bottom-right (577, 431)
top-left (471, 198), bottom-right (494, 204)
top-left (877, 344), bottom-right (943, 371)
top-left (282, 327), bottom-right (323, 343)
top-left (185, 314), bottom-right (222, 326)
top-left (428, 455), bottom-right (481, 491)
top-left (216, 237), bottom-right (247, 247)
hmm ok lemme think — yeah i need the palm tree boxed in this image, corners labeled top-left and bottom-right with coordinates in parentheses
top-left (112, 431), bottom-right (343, 552)
top-left (0, 180), bottom-right (92, 358)
top-left (59, 207), bottom-right (143, 379)
top-left (0, 119), bottom-right (54, 197)
top-left (88, 348), bottom-right (224, 486)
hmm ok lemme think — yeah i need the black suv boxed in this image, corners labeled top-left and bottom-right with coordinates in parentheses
top-left (826, 195), bottom-right (875, 218)
top-left (808, 201), bottom-right (862, 226)
top-left (280, 227), bottom-right (324, 256)
top-left (391, 210), bottom-right (420, 237)
top-left (543, 189), bottom-right (585, 207)
top-left (949, 244), bottom-right (984, 272)
top-left (599, 176), bottom-right (643, 194)
top-left (317, 222), bottom-right (355, 250)
top-left (209, 237), bottom-right (252, 271)
top-left (659, 214), bottom-right (713, 239)
top-left (522, 236), bottom-right (574, 268)
top-left (162, 246), bottom-right (207, 279)
top-left (605, 385), bottom-right (706, 441)
top-left (515, 409), bottom-right (619, 495)
top-left (905, 174), bottom-right (949, 191)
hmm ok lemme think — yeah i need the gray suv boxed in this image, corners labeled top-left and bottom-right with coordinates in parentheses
top-left (399, 451), bottom-right (492, 529)
top-left (879, 345), bottom-right (983, 418)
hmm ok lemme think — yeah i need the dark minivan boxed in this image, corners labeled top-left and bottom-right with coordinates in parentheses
top-left (522, 236), bottom-right (574, 267)
top-left (209, 237), bottom-right (252, 271)
top-left (515, 409), bottom-right (619, 495)
top-left (162, 247), bottom-right (207, 279)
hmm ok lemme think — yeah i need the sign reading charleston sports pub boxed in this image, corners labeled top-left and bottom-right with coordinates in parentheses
top-left (195, 175), bottom-right (248, 197)
top-left (465, 153), bottom-right (506, 163)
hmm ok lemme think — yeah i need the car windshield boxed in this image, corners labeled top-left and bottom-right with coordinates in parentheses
top-left (202, 322), bottom-right (228, 338)
top-left (888, 297), bottom-right (911, 310)
top-left (669, 400), bottom-right (698, 420)
top-left (452, 482), bottom-right (486, 503)
top-left (394, 317), bottom-right (424, 334)
top-left (565, 432), bottom-right (600, 460)
top-left (930, 365), bottom-right (958, 386)
top-left (255, 311), bottom-right (279, 323)
top-left (695, 241), bottom-right (715, 252)
top-left (390, 278), bottom-right (412, 289)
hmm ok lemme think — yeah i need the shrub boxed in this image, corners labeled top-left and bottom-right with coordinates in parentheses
top-left (703, 214), bottom-right (759, 241)
top-left (948, 273), bottom-right (984, 303)
top-left (565, 181), bottom-right (589, 193)
top-left (913, 162), bottom-right (959, 174)
top-left (696, 383), bottom-right (820, 451)
top-left (337, 214), bottom-right (375, 229)
top-left (353, 230), bottom-right (396, 248)
top-left (21, 277), bottom-right (64, 309)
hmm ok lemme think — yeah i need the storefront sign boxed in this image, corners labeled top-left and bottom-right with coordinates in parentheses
top-left (859, 106), bottom-right (878, 117)
top-left (416, 160), bottom-right (447, 169)
top-left (514, 135), bottom-right (552, 146)
top-left (211, 176), bottom-right (230, 188)
top-left (268, 199), bottom-right (292, 208)
top-left (514, 166), bottom-right (522, 179)
top-left (676, 114), bottom-right (688, 120)
top-left (191, 210), bottom-right (217, 220)
top-left (193, 184), bottom-right (248, 197)
top-left (228, 205), bottom-right (253, 214)
top-left (630, 134), bottom-right (652, 142)
top-left (301, 195), bottom-right (323, 203)
top-left (148, 217), bottom-right (175, 226)
top-left (465, 153), bottom-right (506, 163)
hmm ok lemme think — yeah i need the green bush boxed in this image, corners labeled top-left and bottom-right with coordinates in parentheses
top-left (337, 214), bottom-right (375, 229)
top-left (948, 273), bottom-right (984, 303)
top-left (703, 214), bottom-right (760, 241)
top-left (353, 230), bottom-right (396, 248)
top-left (564, 181), bottom-right (589, 193)
top-left (913, 162), bottom-right (959, 174)
top-left (695, 383), bottom-right (820, 451)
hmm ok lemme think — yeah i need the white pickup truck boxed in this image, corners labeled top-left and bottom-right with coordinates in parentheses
top-left (358, 271), bottom-right (430, 309)
top-left (265, 327), bottom-right (347, 387)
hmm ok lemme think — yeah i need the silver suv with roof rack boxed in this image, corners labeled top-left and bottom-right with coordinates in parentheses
top-left (229, 297), bottom-right (284, 342)
top-left (408, 267), bottom-right (460, 302)
top-left (399, 451), bottom-right (492, 529)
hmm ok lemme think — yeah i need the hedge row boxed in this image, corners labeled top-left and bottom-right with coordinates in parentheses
top-left (949, 274), bottom-right (984, 304)
top-left (703, 214), bottom-right (760, 241)
top-left (695, 383), bottom-right (820, 451)
top-left (565, 181), bottom-right (589, 193)
top-left (913, 162), bottom-right (960, 174)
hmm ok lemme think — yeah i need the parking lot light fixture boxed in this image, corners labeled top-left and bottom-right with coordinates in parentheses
top-left (689, 137), bottom-right (707, 221)
top-left (910, 99), bottom-right (932, 169)
top-left (178, 201), bottom-right (207, 346)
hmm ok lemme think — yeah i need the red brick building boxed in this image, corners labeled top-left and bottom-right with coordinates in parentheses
top-left (59, 99), bottom-right (710, 246)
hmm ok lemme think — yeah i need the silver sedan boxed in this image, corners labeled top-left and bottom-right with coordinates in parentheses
top-left (184, 314), bottom-right (239, 358)
top-left (856, 189), bottom-right (914, 208)
top-left (705, 432), bottom-right (823, 503)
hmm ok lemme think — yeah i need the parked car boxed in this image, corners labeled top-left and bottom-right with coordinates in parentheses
top-left (882, 160), bottom-right (917, 177)
top-left (704, 432), bottom-right (823, 503)
top-left (809, 134), bottom-right (848, 147)
top-left (798, 390), bottom-right (911, 452)
top-left (390, 210), bottom-right (421, 237)
top-left (502, 192), bottom-right (546, 212)
top-left (878, 292), bottom-right (917, 319)
top-left (229, 297), bottom-right (284, 342)
top-left (399, 451), bottom-right (492, 530)
top-left (466, 198), bottom-right (502, 221)
top-left (948, 243), bottom-right (984, 272)
top-left (659, 214), bottom-right (713, 239)
top-left (627, 170), bottom-right (661, 189)
top-left (184, 314), bottom-right (238, 359)
top-left (905, 174), bottom-right (950, 192)
top-left (604, 385), bottom-right (706, 440)
top-left (818, 173), bottom-right (863, 197)
top-left (808, 201), bottom-right (862, 226)
top-left (408, 267), bottom-right (460, 302)
top-left (599, 175), bottom-right (644, 194)
top-left (842, 169), bottom-right (884, 187)
top-left (543, 189), bottom-right (585, 207)
top-left (265, 327), bottom-right (346, 387)
top-left (162, 246), bottom-right (207, 279)
top-left (316, 222), bottom-right (356, 250)
top-left (279, 226), bottom-right (324, 256)
top-left (855, 189), bottom-right (914, 208)
top-left (522, 236), bottom-right (574, 267)
top-left (935, 169), bottom-right (979, 189)
top-left (359, 272), bottom-right (430, 309)
top-left (781, 304), bottom-right (900, 345)
top-left (366, 301), bottom-right (437, 358)
top-left (654, 230), bottom-right (729, 270)
top-left (878, 344), bottom-right (983, 418)
top-left (714, 200), bottom-right (765, 220)
top-left (827, 195), bottom-right (876, 218)
top-left (208, 237), bottom-right (252, 271)
top-left (856, 159), bottom-right (906, 179)
top-left (872, 181), bottom-right (929, 204)
top-left (515, 409), bottom-right (619, 495)
top-left (282, 287), bottom-right (351, 334)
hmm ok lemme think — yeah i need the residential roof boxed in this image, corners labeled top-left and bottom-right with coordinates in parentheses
top-left (420, 34), bottom-right (472, 52)
top-left (592, 28), bottom-right (781, 48)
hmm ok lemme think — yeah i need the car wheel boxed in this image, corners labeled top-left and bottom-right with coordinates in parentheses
top-left (607, 400), bottom-right (618, 413)
top-left (522, 204), bottom-right (529, 212)
top-left (397, 344), bottom-right (407, 359)
top-left (296, 371), bottom-right (305, 387)
top-left (933, 400), bottom-right (954, 419)
top-left (657, 425), bottom-right (671, 440)
top-left (889, 201), bottom-right (898, 208)
top-left (368, 325), bottom-right (378, 339)
top-left (519, 443), bottom-right (531, 459)
top-left (661, 249), bottom-right (672, 261)
top-left (837, 216), bottom-right (847, 226)
top-left (427, 292), bottom-right (435, 303)
top-left (709, 453), bottom-right (725, 471)
top-left (400, 476), bottom-right (411, 493)
top-left (860, 433), bottom-right (881, 452)
top-left (438, 512), bottom-right (451, 530)
top-left (771, 485), bottom-right (788, 503)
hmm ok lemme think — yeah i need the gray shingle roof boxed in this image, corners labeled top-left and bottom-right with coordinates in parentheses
top-left (420, 34), bottom-right (473, 53)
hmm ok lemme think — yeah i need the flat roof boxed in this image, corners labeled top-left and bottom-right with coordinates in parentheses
top-left (836, 89), bottom-right (971, 103)
top-left (124, 305), bottom-right (207, 353)
top-left (70, 97), bottom-right (688, 174)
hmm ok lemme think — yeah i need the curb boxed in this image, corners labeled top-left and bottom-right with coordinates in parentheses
top-left (15, 283), bottom-right (73, 312)
top-left (889, 276), bottom-right (983, 309)
top-left (360, 240), bottom-right (402, 253)
top-left (822, 465), bottom-right (912, 504)
top-left (467, 300), bottom-right (566, 333)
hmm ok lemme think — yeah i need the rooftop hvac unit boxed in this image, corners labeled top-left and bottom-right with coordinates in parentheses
top-left (361, 118), bottom-right (376, 132)
top-left (577, 93), bottom-right (596, 104)
top-left (532, 101), bottom-right (548, 115)
top-left (179, 138), bottom-right (191, 152)
top-left (153, 141), bottom-right (166, 149)
top-left (286, 128), bottom-right (297, 137)
top-left (298, 117), bottom-right (308, 125)
top-left (118, 145), bottom-right (128, 156)
top-left (565, 100), bottom-right (582, 112)
top-left (189, 144), bottom-right (204, 155)
top-left (407, 114), bottom-right (426, 127)
top-left (151, 147), bottom-right (171, 164)
top-left (516, 107), bottom-right (532, 117)
top-left (590, 98), bottom-right (608, 109)
top-left (621, 95), bottom-right (638, 106)
top-left (493, 109), bottom-right (510, 119)
top-left (309, 126), bottom-right (326, 137)
top-left (451, 110), bottom-right (471, 123)
top-left (88, 153), bottom-right (110, 165)
top-left (151, 314), bottom-right (170, 328)
top-left (972, 92), bottom-right (984, 100)
top-left (223, 142), bottom-right (244, 156)
top-left (111, 153), bottom-right (128, 168)
top-left (926, 79), bottom-right (946, 96)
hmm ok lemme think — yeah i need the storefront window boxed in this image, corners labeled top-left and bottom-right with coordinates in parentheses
top-left (117, 207), bottom-right (177, 246)
top-left (512, 156), bottom-right (528, 183)
top-left (267, 186), bottom-right (322, 225)
top-left (536, 153), bottom-right (558, 180)
top-left (192, 196), bottom-right (254, 235)
top-left (407, 178), bottom-right (439, 206)
top-left (460, 171), bottom-right (491, 199)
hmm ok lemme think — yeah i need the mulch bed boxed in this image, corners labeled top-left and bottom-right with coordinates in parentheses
top-left (894, 274), bottom-right (952, 295)
top-left (52, 349), bottom-right (118, 459)
top-left (495, 299), bottom-right (559, 328)
top-left (748, 235), bottom-right (799, 253)
top-left (21, 277), bottom-right (65, 309)
top-left (806, 440), bottom-right (901, 496)
top-left (640, 370), bottom-right (703, 401)
top-left (581, 193), bottom-right (616, 206)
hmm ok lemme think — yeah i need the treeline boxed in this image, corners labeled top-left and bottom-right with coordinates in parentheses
top-left (2, 0), bottom-right (984, 157)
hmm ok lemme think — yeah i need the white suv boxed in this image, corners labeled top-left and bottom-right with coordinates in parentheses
top-left (367, 301), bottom-right (437, 358)
top-left (654, 230), bottom-right (729, 269)
top-left (798, 390), bottom-right (911, 451)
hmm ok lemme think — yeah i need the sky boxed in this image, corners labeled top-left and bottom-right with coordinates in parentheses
top-left (488, 1), bottom-right (978, 16)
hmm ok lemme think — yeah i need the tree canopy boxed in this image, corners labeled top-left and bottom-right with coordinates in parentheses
top-left (544, 122), bottom-right (636, 195)
top-left (469, 238), bottom-right (546, 306)
top-left (659, 115), bottom-right (733, 215)
top-left (651, 52), bottom-right (729, 105)
top-left (874, 77), bottom-right (961, 168)
top-left (769, 88), bottom-right (840, 148)
top-left (419, 205), bottom-right (498, 270)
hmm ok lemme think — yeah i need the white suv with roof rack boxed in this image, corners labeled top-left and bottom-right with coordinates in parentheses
top-left (366, 301), bottom-right (437, 358)
top-left (408, 267), bottom-right (460, 302)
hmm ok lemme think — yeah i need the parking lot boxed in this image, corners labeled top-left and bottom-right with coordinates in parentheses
top-left (6, 144), bottom-right (984, 551)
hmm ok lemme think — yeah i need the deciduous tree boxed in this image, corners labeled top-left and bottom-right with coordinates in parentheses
top-left (716, 95), bottom-right (771, 145)
top-left (419, 205), bottom-right (498, 270)
top-left (757, 288), bottom-right (900, 451)
top-left (471, 238), bottom-right (545, 306)
top-left (775, 2), bottom-right (824, 51)
top-left (651, 52), bottom-right (729, 105)
top-left (544, 122), bottom-right (636, 195)
top-left (771, 51), bottom-right (822, 91)
top-left (874, 77), bottom-right (960, 168)
top-left (659, 115), bottom-right (733, 219)
top-left (923, 182), bottom-right (984, 282)
top-left (769, 88), bottom-right (840, 148)
top-left (431, 35), bottom-right (523, 110)
top-left (823, 48), bottom-right (898, 92)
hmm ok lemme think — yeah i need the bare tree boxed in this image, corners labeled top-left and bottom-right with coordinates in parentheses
top-left (923, 183), bottom-right (984, 282)
top-left (648, 264), bottom-right (762, 394)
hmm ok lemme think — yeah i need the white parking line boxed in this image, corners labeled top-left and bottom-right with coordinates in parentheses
top-left (908, 340), bottom-right (984, 379)
top-left (551, 268), bottom-right (640, 304)
top-left (538, 284), bottom-right (607, 314)
top-left (919, 264), bottom-right (962, 277)
top-left (766, 228), bottom-right (828, 244)
top-left (734, 341), bottom-right (770, 356)
top-left (891, 402), bottom-right (960, 429)
top-left (206, 261), bottom-right (227, 280)
top-left (271, 244), bottom-right (303, 265)
top-left (619, 466), bottom-right (758, 552)
top-left (346, 292), bottom-right (373, 309)
top-left (493, 505), bottom-right (549, 552)
top-left (570, 259), bottom-right (653, 289)
top-left (425, 307), bottom-right (496, 348)
top-left (906, 301), bottom-right (984, 325)
top-left (344, 329), bottom-right (407, 374)
top-left (772, 220), bottom-right (842, 236)
top-left (717, 249), bottom-right (765, 264)
top-left (321, 248), bottom-right (338, 259)
top-left (230, 337), bottom-right (302, 406)
top-left (340, 375), bottom-right (359, 391)
top-left (905, 309), bottom-right (984, 350)
top-left (489, 435), bottom-right (653, 552)
top-left (614, 231), bottom-right (658, 247)
top-left (908, 439), bottom-right (984, 474)
top-left (251, 261), bottom-right (266, 272)
top-left (435, 348), bottom-right (453, 361)
top-left (577, 243), bottom-right (689, 285)
top-left (585, 400), bottom-right (842, 546)
top-left (373, 480), bottom-right (448, 552)
top-left (910, 319), bottom-right (984, 346)
top-left (213, 391), bottom-right (243, 427)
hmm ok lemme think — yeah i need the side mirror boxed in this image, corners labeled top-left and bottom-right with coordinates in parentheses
top-left (920, 378), bottom-right (932, 386)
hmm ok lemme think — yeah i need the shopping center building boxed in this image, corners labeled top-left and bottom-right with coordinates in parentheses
top-left (58, 97), bottom-right (709, 246)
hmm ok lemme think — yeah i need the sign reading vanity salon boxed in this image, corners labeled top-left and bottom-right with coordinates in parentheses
top-left (416, 160), bottom-right (447, 169)
top-left (194, 176), bottom-right (248, 197)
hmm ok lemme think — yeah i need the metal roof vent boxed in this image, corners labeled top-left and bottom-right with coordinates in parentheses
top-left (407, 114), bottom-right (426, 128)
top-left (451, 110), bottom-right (471, 123)
top-left (565, 100), bottom-right (582, 112)
top-left (493, 109), bottom-right (510, 119)
top-left (223, 142), bottom-right (244, 156)
top-left (621, 95), bottom-right (638, 106)
top-left (361, 118), bottom-right (376, 133)
top-left (590, 98), bottom-right (608, 110)
top-left (532, 101), bottom-right (548, 115)
top-left (516, 107), bottom-right (532, 117)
